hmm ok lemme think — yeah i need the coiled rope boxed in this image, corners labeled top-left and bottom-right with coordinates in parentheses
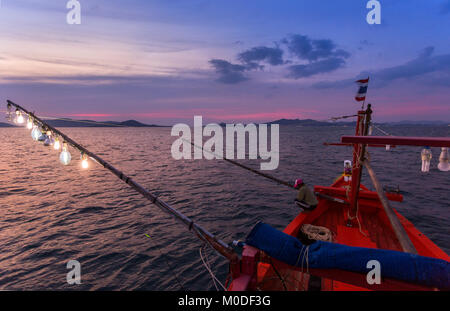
top-left (300, 224), bottom-right (333, 242)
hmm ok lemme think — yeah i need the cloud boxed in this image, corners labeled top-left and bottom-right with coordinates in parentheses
top-left (279, 34), bottom-right (350, 79)
top-left (0, 74), bottom-right (178, 85)
top-left (237, 46), bottom-right (285, 67)
top-left (282, 34), bottom-right (350, 62)
top-left (287, 57), bottom-right (346, 78)
top-left (372, 47), bottom-right (450, 85)
top-left (313, 46), bottom-right (450, 88)
top-left (210, 46), bottom-right (284, 83)
top-left (208, 59), bottom-right (249, 84)
top-left (210, 33), bottom-right (350, 83)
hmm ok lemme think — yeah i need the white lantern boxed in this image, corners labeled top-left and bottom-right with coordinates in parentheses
top-left (43, 131), bottom-right (54, 146)
top-left (16, 112), bottom-right (24, 124)
top-left (421, 147), bottom-right (432, 172)
top-left (53, 138), bottom-right (61, 151)
top-left (81, 153), bottom-right (89, 169)
top-left (437, 147), bottom-right (449, 172)
top-left (31, 126), bottom-right (42, 141)
top-left (59, 143), bottom-right (71, 165)
top-left (27, 118), bottom-right (33, 130)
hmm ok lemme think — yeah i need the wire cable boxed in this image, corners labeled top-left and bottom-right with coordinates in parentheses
top-left (199, 245), bottom-right (227, 291)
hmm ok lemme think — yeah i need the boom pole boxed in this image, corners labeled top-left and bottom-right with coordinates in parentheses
top-left (363, 159), bottom-right (417, 254)
top-left (6, 100), bottom-right (238, 263)
top-left (187, 139), bottom-right (295, 189)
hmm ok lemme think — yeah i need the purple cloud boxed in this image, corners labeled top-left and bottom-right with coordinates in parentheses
top-left (313, 47), bottom-right (450, 88)
top-left (208, 59), bottom-right (249, 84)
top-left (237, 46), bottom-right (285, 67)
top-left (287, 57), bottom-right (346, 78)
top-left (282, 34), bottom-right (350, 62)
top-left (210, 33), bottom-right (351, 83)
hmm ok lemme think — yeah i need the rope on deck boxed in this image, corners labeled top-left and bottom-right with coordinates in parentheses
top-left (301, 224), bottom-right (333, 242)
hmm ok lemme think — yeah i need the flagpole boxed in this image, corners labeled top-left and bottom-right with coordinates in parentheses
top-left (361, 76), bottom-right (369, 110)
top-left (355, 77), bottom-right (369, 108)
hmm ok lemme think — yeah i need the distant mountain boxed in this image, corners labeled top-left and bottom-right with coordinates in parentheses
top-left (0, 119), bottom-right (166, 127)
top-left (0, 122), bottom-right (16, 127)
top-left (266, 118), bottom-right (448, 127)
top-left (98, 120), bottom-right (165, 127)
top-left (117, 120), bottom-right (158, 127)
top-left (216, 120), bottom-right (353, 126)
top-left (382, 120), bottom-right (449, 126)
top-left (268, 118), bottom-right (355, 126)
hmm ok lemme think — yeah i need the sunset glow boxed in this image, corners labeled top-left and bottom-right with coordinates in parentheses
top-left (1, 1), bottom-right (449, 124)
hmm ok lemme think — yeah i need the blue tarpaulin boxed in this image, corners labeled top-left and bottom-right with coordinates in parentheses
top-left (245, 222), bottom-right (450, 289)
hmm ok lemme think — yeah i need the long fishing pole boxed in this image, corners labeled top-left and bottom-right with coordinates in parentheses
top-left (185, 138), bottom-right (296, 189)
top-left (6, 100), bottom-right (237, 263)
top-left (187, 139), bottom-right (349, 205)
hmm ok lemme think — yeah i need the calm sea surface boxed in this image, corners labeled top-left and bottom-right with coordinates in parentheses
top-left (0, 125), bottom-right (449, 290)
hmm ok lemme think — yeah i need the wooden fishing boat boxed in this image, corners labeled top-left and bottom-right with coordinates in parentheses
top-left (6, 99), bottom-right (449, 292)
top-left (228, 104), bottom-right (450, 291)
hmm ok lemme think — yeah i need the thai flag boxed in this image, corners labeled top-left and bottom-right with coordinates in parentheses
top-left (355, 77), bottom-right (369, 102)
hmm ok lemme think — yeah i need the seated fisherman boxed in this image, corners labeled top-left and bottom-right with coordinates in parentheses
top-left (294, 179), bottom-right (318, 211)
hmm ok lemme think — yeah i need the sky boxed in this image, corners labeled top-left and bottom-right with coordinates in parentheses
top-left (0, 0), bottom-right (449, 125)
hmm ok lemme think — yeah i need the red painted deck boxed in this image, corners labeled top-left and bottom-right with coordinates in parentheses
top-left (229, 175), bottom-right (449, 291)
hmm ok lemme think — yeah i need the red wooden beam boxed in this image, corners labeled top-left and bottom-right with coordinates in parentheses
top-left (341, 136), bottom-right (450, 147)
top-left (324, 142), bottom-right (396, 148)
top-left (315, 186), bottom-right (403, 202)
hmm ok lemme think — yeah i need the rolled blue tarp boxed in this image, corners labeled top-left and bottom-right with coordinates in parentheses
top-left (245, 222), bottom-right (450, 290)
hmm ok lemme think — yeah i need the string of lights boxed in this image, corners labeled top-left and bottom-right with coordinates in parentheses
top-left (6, 101), bottom-right (90, 167)
top-left (5, 99), bottom-right (239, 264)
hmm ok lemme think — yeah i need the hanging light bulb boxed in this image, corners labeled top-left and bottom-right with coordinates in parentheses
top-left (81, 153), bottom-right (89, 169)
top-left (13, 110), bottom-right (25, 124)
top-left (16, 111), bottom-right (25, 124)
top-left (438, 147), bottom-right (449, 172)
top-left (6, 103), bottom-right (12, 121)
top-left (59, 142), bottom-right (71, 165)
top-left (43, 131), bottom-right (54, 146)
top-left (38, 131), bottom-right (47, 142)
top-left (31, 126), bottom-right (42, 141)
top-left (53, 137), bottom-right (61, 150)
top-left (421, 146), bottom-right (432, 172)
top-left (14, 109), bottom-right (19, 123)
top-left (27, 117), bottom-right (33, 130)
